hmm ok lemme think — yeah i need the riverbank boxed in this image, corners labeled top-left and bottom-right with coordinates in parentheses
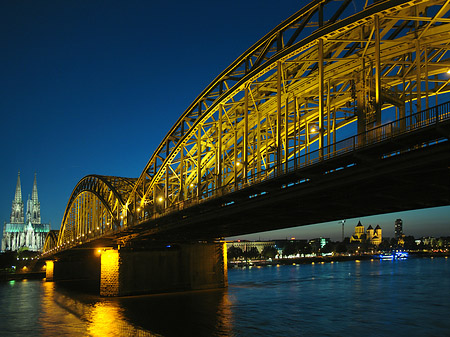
top-left (228, 251), bottom-right (450, 268)
top-left (0, 271), bottom-right (45, 282)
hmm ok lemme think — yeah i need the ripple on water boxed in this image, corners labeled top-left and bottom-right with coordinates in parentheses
top-left (0, 257), bottom-right (449, 336)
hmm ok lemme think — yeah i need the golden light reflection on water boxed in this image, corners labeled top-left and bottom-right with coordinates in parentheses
top-left (87, 301), bottom-right (162, 337)
top-left (213, 289), bottom-right (233, 336)
top-left (40, 282), bottom-right (89, 335)
top-left (40, 281), bottom-right (161, 336)
top-left (39, 281), bottom-right (233, 336)
top-left (5, 258), bottom-right (447, 336)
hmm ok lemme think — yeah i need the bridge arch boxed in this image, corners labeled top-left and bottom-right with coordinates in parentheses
top-left (125, 0), bottom-right (450, 224)
top-left (43, 230), bottom-right (59, 253)
top-left (56, 175), bottom-right (136, 249)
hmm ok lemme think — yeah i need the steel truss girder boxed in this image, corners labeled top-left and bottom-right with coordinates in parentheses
top-left (47, 1), bottom-right (450, 253)
top-left (43, 230), bottom-right (59, 253)
top-left (124, 0), bottom-right (450, 227)
top-left (55, 175), bottom-right (136, 249)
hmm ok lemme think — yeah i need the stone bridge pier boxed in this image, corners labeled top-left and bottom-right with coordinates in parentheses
top-left (46, 242), bottom-right (228, 297)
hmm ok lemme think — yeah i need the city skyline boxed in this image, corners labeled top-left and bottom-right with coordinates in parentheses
top-left (1, 0), bottom-right (449, 239)
top-left (229, 205), bottom-right (450, 242)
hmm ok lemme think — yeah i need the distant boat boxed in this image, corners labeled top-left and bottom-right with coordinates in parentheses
top-left (377, 251), bottom-right (408, 260)
top-left (378, 253), bottom-right (394, 260)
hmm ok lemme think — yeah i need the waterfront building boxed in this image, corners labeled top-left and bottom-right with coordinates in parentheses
top-left (420, 236), bottom-right (438, 247)
top-left (350, 221), bottom-right (382, 245)
top-left (1, 172), bottom-right (50, 252)
top-left (227, 241), bottom-right (275, 254)
top-left (308, 237), bottom-right (330, 252)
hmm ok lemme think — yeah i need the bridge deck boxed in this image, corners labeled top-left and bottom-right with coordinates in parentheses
top-left (44, 102), bottom-right (450, 256)
top-left (113, 105), bottom-right (450, 243)
top-left (42, 0), bottom-right (450, 256)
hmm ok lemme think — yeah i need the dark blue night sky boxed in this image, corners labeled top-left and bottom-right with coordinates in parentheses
top-left (1, 0), bottom-right (448, 240)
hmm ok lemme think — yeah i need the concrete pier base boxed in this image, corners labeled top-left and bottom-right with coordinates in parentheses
top-left (45, 260), bottom-right (54, 281)
top-left (45, 242), bottom-right (227, 297)
top-left (45, 251), bottom-right (101, 284)
top-left (100, 242), bottom-right (228, 296)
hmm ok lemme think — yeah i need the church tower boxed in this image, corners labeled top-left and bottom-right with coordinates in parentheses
top-left (10, 171), bottom-right (24, 224)
top-left (372, 225), bottom-right (382, 245)
top-left (26, 173), bottom-right (41, 224)
top-left (366, 225), bottom-right (374, 241)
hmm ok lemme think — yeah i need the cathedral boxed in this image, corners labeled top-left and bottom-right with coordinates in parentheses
top-left (1, 172), bottom-right (50, 252)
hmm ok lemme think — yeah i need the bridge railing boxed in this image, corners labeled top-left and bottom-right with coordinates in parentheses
top-left (145, 100), bottom-right (450, 221)
top-left (44, 102), bottom-right (450, 253)
top-left (286, 100), bottom-right (450, 173)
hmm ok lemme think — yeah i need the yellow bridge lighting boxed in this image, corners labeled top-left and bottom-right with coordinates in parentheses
top-left (43, 0), bottom-right (450, 256)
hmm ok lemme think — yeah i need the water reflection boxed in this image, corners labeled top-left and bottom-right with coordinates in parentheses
top-left (88, 301), bottom-right (157, 337)
top-left (40, 282), bottom-right (89, 336)
top-left (2, 258), bottom-right (449, 336)
top-left (40, 281), bottom-right (232, 337)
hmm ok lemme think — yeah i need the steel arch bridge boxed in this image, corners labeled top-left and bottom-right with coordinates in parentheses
top-left (46, 175), bottom-right (136, 251)
top-left (45, 0), bottom-right (450, 254)
top-left (43, 230), bottom-right (59, 253)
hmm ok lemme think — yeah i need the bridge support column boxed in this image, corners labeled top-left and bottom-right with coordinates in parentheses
top-left (45, 252), bottom-right (101, 284)
top-left (100, 249), bottom-right (120, 296)
top-left (100, 242), bottom-right (228, 297)
top-left (45, 260), bottom-right (54, 281)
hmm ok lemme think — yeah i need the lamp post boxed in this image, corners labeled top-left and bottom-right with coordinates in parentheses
top-left (339, 220), bottom-right (346, 242)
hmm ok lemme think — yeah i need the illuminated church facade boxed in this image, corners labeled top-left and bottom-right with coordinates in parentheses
top-left (350, 221), bottom-right (382, 246)
top-left (1, 172), bottom-right (50, 252)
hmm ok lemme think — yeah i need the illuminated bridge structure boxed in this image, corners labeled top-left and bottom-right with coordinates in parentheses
top-left (43, 0), bottom-right (450, 296)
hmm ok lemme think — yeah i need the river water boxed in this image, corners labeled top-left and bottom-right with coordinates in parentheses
top-left (0, 256), bottom-right (449, 336)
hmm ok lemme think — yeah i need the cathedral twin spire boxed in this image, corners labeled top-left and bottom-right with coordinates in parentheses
top-left (10, 172), bottom-right (24, 224)
top-left (10, 172), bottom-right (41, 225)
